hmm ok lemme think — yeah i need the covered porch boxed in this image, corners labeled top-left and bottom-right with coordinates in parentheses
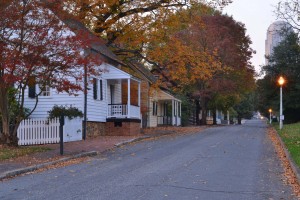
top-left (106, 77), bottom-right (141, 120)
top-left (101, 67), bottom-right (141, 136)
top-left (157, 90), bottom-right (181, 126)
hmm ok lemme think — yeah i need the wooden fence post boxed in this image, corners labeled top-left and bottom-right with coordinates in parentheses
top-left (59, 115), bottom-right (64, 155)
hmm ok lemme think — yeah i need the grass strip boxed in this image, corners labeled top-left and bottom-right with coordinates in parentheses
top-left (0, 146), bottom-right (51, 161)
top-left (273, 122), bottom-right (300, 167)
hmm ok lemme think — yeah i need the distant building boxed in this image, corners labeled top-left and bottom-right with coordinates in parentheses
top-left (265, 21), bottom-right (293, 65)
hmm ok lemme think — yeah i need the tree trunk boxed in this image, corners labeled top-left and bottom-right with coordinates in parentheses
top-left (238, 116), bottom-right (242, 125)
top-left (0, 87), bottom-right (18, 146)
top-left (195, 99), bottom-right (200, 125)
top-left (200, 96), bottom-right (207, 125)
top-left (0, 87), bottom-right (10, 144)
top-left (10, 122), bottom-right (19, 146)
top-left (213, 109), bottom-right (217, 125)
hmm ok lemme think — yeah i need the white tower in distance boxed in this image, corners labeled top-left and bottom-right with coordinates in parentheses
top-left (265, 21), bottom-right (293, 65)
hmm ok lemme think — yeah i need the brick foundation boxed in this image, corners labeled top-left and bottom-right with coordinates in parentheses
top-left (105, 121), bottom-right (141, 136)
top-left (86, 121), bottom-right (106, 137)
top-left (86, 120), bottom-right (141, 136)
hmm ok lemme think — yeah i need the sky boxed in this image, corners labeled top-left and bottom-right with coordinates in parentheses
top-left (222, 0), bottom-right (281, 74)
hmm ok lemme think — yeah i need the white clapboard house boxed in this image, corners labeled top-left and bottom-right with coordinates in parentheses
top-left (125, 62), bottom-right (181, 128)
top-left (149, 88), bottom-right (181, 127)
top-left (22, 7), bottom-right (141, 142)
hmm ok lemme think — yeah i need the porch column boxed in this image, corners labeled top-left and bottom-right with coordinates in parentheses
top-left (179, 102), bottom-right (181, 117)
top-left (172, 99), bottom-right (174, 125)
top-left (179, 102), bottom-right (182, 126)
top-left (127, 78), bottom-right (131, 118)
top-left (227, 110), bottom-right (230, 125)
top-left (175, 100), bottom-right (178, 126)
top-left (138, 82), bottom-right (141, 119)
top-left (138, 82), bottom-right (141, 107)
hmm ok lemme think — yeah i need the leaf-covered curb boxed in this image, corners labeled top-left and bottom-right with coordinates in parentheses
top-left (267, 126), bottom-right (300, 197)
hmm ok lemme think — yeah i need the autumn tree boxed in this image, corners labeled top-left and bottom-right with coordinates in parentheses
top-left (63, 2), bottom-right (232, 84)
top-left (62, 0), bottom-right (232, 54)
top-left (147, 10), bottom-right (255, 125)
top-left (0, 0), bottom-right (100, 146)
top-left (191, 14), bottom-right (255, 124)
top-left (115, 4), bottom-right (254, 125)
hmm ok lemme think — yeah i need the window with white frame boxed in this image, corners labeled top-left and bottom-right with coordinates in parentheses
top-left (28, 77), bottom-right (51, 98)
top-left (39, 84), bottom-right (51, 96)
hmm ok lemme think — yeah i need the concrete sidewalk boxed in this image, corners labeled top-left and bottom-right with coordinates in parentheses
top-left (0, 126), bottom-right (206, 180)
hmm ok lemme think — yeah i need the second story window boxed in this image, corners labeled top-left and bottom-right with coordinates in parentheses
top-left (28, 77), bottom-right (51, 98)
top-left (39, 85), bottom-right (50, 96)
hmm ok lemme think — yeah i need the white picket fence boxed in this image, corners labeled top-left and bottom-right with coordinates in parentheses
top-left (17, 117), bottom-right (83, 146)
top-left (17, 118), bottom-right (82, 145)
top-left (17, 118), bottom-right (60, 145)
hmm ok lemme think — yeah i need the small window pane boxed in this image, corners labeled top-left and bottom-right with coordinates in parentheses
top-left (39, 85), bottom-right (50, 96)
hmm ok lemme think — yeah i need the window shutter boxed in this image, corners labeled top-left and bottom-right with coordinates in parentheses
top-left (28, 77), bottom-right (36, 98)
top-left (100, 80), bottom-right (103, 100)
top-left (93, 78), bottom-right (98, 100)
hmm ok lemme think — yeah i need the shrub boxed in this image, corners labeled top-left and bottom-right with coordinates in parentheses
top-left (48, 105), bottom-right (83, 120)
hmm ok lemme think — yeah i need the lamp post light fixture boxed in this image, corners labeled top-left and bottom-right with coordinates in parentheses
top-left (278, 76), bottom-right (285, 130)
top-left (268, 108), bottom-right (272, 124)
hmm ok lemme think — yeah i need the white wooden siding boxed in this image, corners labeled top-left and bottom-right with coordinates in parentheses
top-left (23, 88), bottom-right (84, 119)
top-left (86, 78), bottom-right (108, 122)
top-left (149, 98), bottom-right (158, 127)
top-left (23, 63), bottom-right (134, 123)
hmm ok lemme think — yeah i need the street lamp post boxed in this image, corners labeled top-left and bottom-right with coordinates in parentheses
top-left (268, 108), bottom-right (272, 124)
top-left (278, 76), bottom-right (285, 130)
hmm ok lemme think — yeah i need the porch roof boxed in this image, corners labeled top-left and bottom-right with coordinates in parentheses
top-left (157, 90), bottom-right (181, 102)
top-left (101, 64), bottom-right (141, 82)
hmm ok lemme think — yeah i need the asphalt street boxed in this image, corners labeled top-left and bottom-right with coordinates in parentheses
top-left (0, 119), bottom-right (297, 200)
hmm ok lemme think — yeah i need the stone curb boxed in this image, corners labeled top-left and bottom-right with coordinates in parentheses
top-left (114, 136), bottom-right (151, 147)
top-left (273, 128), bottom-right (300, 184)
top-left (0, 151), bottom-right (98, 181)
top-left (114, 132), bottom-right (179, 148)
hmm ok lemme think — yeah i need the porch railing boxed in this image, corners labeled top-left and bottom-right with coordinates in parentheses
top-left (130, 105), bottom-right (140, 119)
top-left (108, 104), bottom-right (127, 117)
top-left (107, 104), bottom-right (140, 119)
